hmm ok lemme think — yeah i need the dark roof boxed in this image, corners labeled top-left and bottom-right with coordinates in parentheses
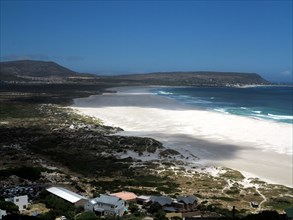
top-left (150, 196), bottom-right (173, 206)
top-left (91, 194), bottom-right (121, 205)
top-left (177, 195), bottom-right (197, 204)
top-left (100, 194), bottom-right (120, 204)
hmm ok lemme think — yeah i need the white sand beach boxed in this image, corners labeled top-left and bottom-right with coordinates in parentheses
top-left (72, 86), bottom-right (293, 187)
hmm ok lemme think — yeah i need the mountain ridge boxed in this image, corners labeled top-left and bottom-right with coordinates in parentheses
top-left (100, 71), bottom-right (270, 86)
top-left (0, 60), bottom-right (78, 77)
top-left (0, 60), bottom-right (270, 86)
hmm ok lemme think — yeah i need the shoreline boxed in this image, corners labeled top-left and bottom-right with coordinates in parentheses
top-left (72, 86), bottom-right (293, 187)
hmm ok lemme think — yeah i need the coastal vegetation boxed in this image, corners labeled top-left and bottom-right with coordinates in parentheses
top-left (1, 90), bottom-right (292, 218)
top-left (0, 60), bottom-right (292, 219)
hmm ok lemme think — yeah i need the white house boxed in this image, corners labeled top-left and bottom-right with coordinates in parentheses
top-left (5, 195), bottom-right (28, 211)
top-left (0, 209), bottom-right (7, 220)
top-left (84, 194), bottom-right (125, 217)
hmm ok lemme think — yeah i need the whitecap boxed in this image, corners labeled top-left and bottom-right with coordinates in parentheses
top-left (267, 114), bottom-right (293, 120)
top-left (157, 91), bottom-right (173, 95)
top-left (252, 110), bottom-right (262, 114)
top-left (214, 108), bottom-right (229, 114)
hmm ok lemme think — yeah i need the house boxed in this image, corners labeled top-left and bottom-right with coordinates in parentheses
top-left (46, 187), bottom-right (88, 207)
top-left (285, 208), bottom-right (293, 220)
top-left (149, 196), bottom-right (178, 212)
top-left (169, 200), bottom-right (185, 212)
top-left (5, 195), bottom-right (28, 211)
top-left (177, 195), bottom-right (197, 211)
top-left (148, 195), bottom-right (198, 213)
top-left (84, 194), bottom-right (125, 217)
top-left (0, 209), bottom-right (7, 220)
top-left (150, 196), bottom-right (173, 206)
top-left (136, 195), bottom-right (151, 205)
top-left (110, 191), bottom-right (137, 202)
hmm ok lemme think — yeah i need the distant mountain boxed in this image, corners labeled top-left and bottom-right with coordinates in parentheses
top-left (0, 60), bottom-right (78, 78)
top-left (103, 71), bottom-right (270, 86)
top-left (0, 60), bottom-right (270, 86)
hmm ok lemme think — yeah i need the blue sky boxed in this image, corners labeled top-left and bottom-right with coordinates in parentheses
top-left (0, 0), bottom-right (292, 82)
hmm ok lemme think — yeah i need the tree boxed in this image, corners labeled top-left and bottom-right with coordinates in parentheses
top-left (148, 203), bottom-right (162, 214)
top-left (243, 210), bottom-right (284, 220)
top-left (154, 210), bottom-right (168, 220)
top-left (0, 201), bottom-right (19, 214)
top-left (75, 211), bottom-right (99, 220)
top-left (44, 194), bottom-right (74, 212)
top-left (128, 202), bottom-right (139, 214)
top-left (38, 210), bottom-right (62, 220)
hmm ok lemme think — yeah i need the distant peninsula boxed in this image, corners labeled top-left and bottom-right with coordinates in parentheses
top-left (0, 60), bottom-right (270, 86)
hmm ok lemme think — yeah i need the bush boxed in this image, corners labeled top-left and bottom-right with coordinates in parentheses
top-left (0, 166), bottom-right (42, 181)
top-left (154, 210), bottom-right (168, 220)
top-left (44, 195), bottom-right (75, 212)
top-left (75, 211), bottom-right (100, 220)
top-left (148, 203), bottom-right (162, 214)
top-left (0, 201), bottom-right (19, 214)
top-left (243, 210), bottom-right (285, 220)
top-left (128, 202), bottom-right (139, 213)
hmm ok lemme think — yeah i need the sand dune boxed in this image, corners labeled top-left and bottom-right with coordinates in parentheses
top-left (72, 86), bottom-right (293, 187)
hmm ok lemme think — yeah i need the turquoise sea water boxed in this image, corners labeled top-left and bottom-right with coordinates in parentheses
top-left (153, 86), bottom-right (293, 124)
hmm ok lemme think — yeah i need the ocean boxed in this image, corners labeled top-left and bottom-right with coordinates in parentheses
top-left (153, 86), bottom-right (293, 124)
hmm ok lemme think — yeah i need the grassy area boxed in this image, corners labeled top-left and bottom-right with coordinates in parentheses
top-left (220, 169), bottom-right (245, 181)
top-left (0, 88), bottom-right (178, 196)
top-left (90, 174), bottom-right (179, 195)
top-left (158, 165), bottom-right (293, 214)
top-left (0, 166), bottom-right (45, 181)
top-left (0, 83), bottom-right (111, 105)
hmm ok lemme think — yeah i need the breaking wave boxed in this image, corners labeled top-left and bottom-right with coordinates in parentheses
top-left (153, 86), bottom-right (293, 124)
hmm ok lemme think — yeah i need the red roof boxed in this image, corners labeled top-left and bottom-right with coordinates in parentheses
top-left (110, 191), bottom-right (137, 201)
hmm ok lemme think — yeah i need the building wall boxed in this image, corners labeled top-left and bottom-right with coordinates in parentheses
top-left (166, 212), bottom-right (183, 219)
top-left (5, 195), bottom-right (28, 211)
top-left (0, 209), bottom-right (7, 220)
top-left (93, 201), bottom-right (125, 217)
top-left (84, 202), bottom-right (94, 212)
top-left (75, 199), bottom-right (88, 207)
top-left (116, 206), bottom-right (125, 217)
top-left (95, 202), bottom-right (113, 211)
top-left (14, 195), bottom-right (28, 211)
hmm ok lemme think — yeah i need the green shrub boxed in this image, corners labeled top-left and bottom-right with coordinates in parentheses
top-left (0, 166), bottom-right (43, 181)
top-left (0, 201), bottom-right (19, 214)
top-left (75, 211), bottom-right (100, 220)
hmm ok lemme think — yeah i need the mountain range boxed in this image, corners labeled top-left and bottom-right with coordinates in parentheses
top-left (0, 60), bottom-right (270, 86)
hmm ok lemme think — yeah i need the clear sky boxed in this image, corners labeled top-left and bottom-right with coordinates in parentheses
top-left (0, 0), bottom-right (292, 82)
